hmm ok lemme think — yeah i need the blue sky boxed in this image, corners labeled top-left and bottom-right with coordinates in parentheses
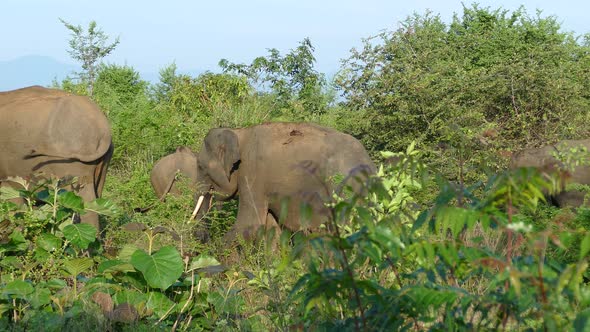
top-left (1, 0), bottom-right (589, 76)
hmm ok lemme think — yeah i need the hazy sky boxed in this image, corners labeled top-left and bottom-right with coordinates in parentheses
top-left (2, 0), bottom-right (589, 74)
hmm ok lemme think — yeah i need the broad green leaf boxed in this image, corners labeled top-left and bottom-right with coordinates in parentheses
top-left (98, 259), bottom-right (135, 274)
top-left (0, 186), bottom-right (22, 200)
top-left (34, 248), bottom-right (50, 262)
top-left (113, 290), bottom-right (146, 307)
top-left (0, 230), bottom-right (29, 253)
top-left (118, 244), bottom-right (140, 261)
top-left (146, 291), bottom-right (176, 317)
top-left (63, 258), bottom-right (94, 276)
top-left (46, 278), bottom-right (67, 290)
top-left (63, 223), bottom-right (97, 249)
top-left (36, 233), bottom-right (62, 252)
top-left (85, 198), bottom-right (119, 217)
top-left (0, 303), bottom-right (10, 317)
top-left (28, 287), bottom-right (51, 309)
top-left (2, 280), bottom-right (34, 299)
top-left (131, 246), bottom-right (183, 290)
top-left (58, 191), bottom-right (84, 212)
top-left (0, 256), bottom-right (21, 269)
top-left (207, 290), bottom-right (245, 314)
top-left (189, 254), bottom-right (221, 271)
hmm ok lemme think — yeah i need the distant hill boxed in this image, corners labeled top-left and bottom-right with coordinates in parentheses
top-left (0, 55), bottom-right (79, 91)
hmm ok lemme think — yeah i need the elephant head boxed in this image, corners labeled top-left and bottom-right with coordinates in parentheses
top-left (150, 146), bottom-right (199, 202)
top-left (196, 129), bottom-right (241, 201)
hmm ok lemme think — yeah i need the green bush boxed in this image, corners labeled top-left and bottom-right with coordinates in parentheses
top-left (335, 4), bottom-right (590, 180)
top-left (288, 144), bottom-right (590, 331)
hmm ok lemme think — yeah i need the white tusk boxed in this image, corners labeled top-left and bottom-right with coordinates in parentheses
top-left (189, 195), bottom-right (205, 222)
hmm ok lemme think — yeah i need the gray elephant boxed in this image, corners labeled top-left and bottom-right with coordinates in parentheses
top-left (511, 139), bottom-right (590, 207)
top-left (151, 147), bottom-right (199, 201)
top-left (194, 122), bottom-right (376, 242)
top-left (0, 86), bottom-right (113, 230)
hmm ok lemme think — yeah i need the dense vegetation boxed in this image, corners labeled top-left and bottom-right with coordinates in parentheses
top-left (2, 4), bottom-right (590, 330)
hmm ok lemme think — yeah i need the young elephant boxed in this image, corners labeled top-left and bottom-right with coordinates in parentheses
top-left (151, 147), bottom-right (199, 201)
top-left (0, 86), bottom-right (113, 230)
top-left (511, 139), bottom-right (590, 207)
top-left (194, 122), bottom-right (376, 242)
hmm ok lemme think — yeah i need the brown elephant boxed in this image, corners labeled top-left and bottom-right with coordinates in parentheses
top-left (0, 86), bottom-right (113, 230)
top-left (511, 139), bottom-right (590, 207)
top-left (194, 122), bottom-right (376, 242)
top-left (151, 146), bottom-right (199, 201)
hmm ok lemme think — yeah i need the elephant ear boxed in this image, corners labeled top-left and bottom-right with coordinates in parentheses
top-left (205, 129), bottom-right (240, 178)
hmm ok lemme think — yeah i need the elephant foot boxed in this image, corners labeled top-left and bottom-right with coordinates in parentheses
top-left (193, 228), bottom-right (211, 243)
top-left (223, 224), bottom-right (281, 251)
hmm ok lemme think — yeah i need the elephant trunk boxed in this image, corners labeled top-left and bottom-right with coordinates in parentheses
top-left (207, 161), bottom-right (238, 199)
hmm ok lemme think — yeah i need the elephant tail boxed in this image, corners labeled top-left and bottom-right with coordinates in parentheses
top-left (93, 141), bottom-right (114, 198)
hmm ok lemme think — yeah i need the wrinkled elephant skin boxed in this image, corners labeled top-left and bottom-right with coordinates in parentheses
top-left (511, 139), bottom-right (590, 207)
top-left (196, 122), bottom-right (376, 242)
top-left (0, 86), bottom-right (114, 230)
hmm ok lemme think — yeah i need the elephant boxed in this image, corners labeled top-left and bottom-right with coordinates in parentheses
top-left (511, 139), bottom-right (590, 207)
top-left (194, 122), bottom-right (376, 242)
top-left (0, 85), bottom-right (114, 230)
top-left (151, 147), bottom-right (199, 201)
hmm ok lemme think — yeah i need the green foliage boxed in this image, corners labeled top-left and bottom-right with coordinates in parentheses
top-left (220, 38), bottom-right (334, 119)
top-left (63, 224), bottom-right (97, 250)
top-left (289, 144), bottom-right (590, 330)
top-left (59, 18), bottom-right (120, 96)
top-left (150, 62), bottom-right (178, 103)
top-left (33, 5), bottom-right (590, 329)
top-left (130, 246), bottom-right (183, 290)
top-left (335, 4), bottom-right (590, 178)
top-left (0, 178), bottom-right (258, 330)
top-left (94, 63), bottom-right (148, 106)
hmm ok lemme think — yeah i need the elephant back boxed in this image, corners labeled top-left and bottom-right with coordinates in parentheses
top-left (252, 122), bottom-right (376, 189)
top-left (0, 86), bottom-right (112, 163)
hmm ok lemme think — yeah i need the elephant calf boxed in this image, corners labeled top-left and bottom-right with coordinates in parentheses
top-left (151, 147), bottom-right (199, 201)
top-left (0, 86), bottom-right (114, 230)
top-left (511, 139), bottom-right (590, 207)
top-left (194, 122), bottom-right (376, 242)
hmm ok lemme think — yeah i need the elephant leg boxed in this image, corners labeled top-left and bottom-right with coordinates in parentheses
top-left (224, 185), bottom-right (270, 242)
top-left (75, 181), bottom-right (100, 231)
top-left (555, 191), bottom-right (587, 208)
top-left (262, 212), bottom-right (281, 248)
top-left (281, 195), bottom-right (330, 232)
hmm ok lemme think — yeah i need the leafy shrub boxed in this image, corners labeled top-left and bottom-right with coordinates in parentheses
top-left (288, 144), bottom-right (590, 331)
top-left (335, 4), bottom-right (590, 180)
